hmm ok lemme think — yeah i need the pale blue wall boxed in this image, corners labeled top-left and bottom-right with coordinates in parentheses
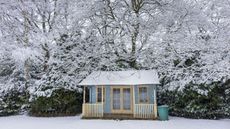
top-left (87, 86), bottom-right (96, 103)
top-left (91, 86), bottom-right (96, 103)
top-left (88, 85), bottom-right (157, 113)
top-left (104, 86), bottom-right (111, 113)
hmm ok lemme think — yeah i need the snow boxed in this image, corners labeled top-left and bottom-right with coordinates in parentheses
top-left (11, 47), bottom-right (42, 67)
top-left (0, 115), bottom-right (229, 129)
top-left (78, 70), bottom-right (160, 86)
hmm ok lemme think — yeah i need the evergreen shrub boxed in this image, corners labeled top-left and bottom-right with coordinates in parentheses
top-left (29, 88), bottom-right (82, 117)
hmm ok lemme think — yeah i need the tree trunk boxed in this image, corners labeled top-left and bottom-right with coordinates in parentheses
top-left (21, 0), bottom-right (30, 96)
top-left (130, 0), bottom-right (142, 68)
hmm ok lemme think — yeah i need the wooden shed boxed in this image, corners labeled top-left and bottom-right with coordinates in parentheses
top-left (79, 70), bottom-right (160, 119)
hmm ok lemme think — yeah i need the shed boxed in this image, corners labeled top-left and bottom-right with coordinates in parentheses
top-left (79, 70), bottom-right (160, 119)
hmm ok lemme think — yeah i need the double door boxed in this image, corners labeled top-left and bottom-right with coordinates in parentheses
top-left (111, 86), bottom-right (133, 114)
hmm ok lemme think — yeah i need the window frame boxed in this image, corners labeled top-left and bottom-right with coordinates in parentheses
top-left (110, 86), bottom-right (133, 114)
top-left (138, 86), bottom-right (149, 104)
top-left (96, 86), bottom-right (105, 103)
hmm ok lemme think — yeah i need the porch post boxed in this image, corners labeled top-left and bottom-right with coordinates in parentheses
top-left (133, 85), bottom-right (135, 117)
top-left (154, 88), bottom-right (157, 119)
top-left (101, 86), bottom-right (104, 117)
top-left (133, 86), bottom-right (135, 104)
top-left (82, 86), bottom-right (86, 116)
top-left (83, 86), bottom-right (86, 104)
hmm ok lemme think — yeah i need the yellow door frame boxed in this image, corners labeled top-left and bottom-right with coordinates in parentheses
top-left (111, 86), bottom-right (133, 114)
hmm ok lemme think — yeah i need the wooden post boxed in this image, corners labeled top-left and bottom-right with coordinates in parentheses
top-left (154, 88), bottom-right (157, 119)
top-left (133, 86), bottom-right (135, 117)
top-left (133, 86), bottom-right (135, 104)
top-left (83, 86), bottom-right (86, 103)
top-left (83, 86), bottom-right (86, 116)
top-left (101, 86), bottom-right (104, 117)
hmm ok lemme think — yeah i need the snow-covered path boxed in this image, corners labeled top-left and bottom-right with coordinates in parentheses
top-left (0, 115), bottom-right (229, 129)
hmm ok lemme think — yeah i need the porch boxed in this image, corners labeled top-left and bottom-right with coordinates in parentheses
top-left (82, 103), bottom-right (158, 119)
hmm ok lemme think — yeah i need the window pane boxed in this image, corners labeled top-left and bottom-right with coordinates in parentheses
top-left (97, 87), bottom-right (105, 102)
top-left (113, 89), bottom-right (120, 110)
top-left (97, 88), bottom-right (102, 102)
top-left (103, 88), bottom-right (105, 102)
top-left (123, 88), bottom-right (131, 110)
top-left (139, 87), bottom-right (147, 103)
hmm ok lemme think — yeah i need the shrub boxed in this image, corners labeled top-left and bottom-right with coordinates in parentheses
top-left (158, 80), bottom-right (230, 119)
top-left (29, 88), bottom-right (82, 117)
top-left (0, 90), bottom-right (29, 116)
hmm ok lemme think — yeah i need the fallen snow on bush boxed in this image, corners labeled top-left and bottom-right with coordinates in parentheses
top-left (0, 115), bottom-right (229, 129)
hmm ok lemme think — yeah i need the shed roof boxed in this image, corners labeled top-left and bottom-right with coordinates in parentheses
top-left (78, 70), bottom-right (160, 86)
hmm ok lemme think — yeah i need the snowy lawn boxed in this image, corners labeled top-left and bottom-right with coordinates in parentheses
top-left (0, 115), bottom-right (229, 129)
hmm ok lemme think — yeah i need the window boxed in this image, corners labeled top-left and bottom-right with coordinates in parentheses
top-left (139, 87), bottom-right (148, 103)
top-left (97, 87), bottom-right (105, 103)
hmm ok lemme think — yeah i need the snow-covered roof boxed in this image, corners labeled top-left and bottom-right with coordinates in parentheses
top-left (78, 70), bottom-right (160, 86)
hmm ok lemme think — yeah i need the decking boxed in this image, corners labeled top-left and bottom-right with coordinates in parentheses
top-left (82, 113), bottom-right (158, 120)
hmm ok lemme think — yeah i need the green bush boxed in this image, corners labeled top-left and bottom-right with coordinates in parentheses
top-left (158, 81), bottom-right (230, 119)
top-left (29, 88), bottom-right (82, 117)
top-left (0, 90), bottom-right (29, 116)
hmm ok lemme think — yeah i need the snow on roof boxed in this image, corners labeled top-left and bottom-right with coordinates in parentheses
top-left (78, 70), bottom-right (160, 86)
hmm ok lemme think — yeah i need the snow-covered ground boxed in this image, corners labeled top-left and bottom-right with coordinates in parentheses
top-left (0, 115), bottom-right (229, 129)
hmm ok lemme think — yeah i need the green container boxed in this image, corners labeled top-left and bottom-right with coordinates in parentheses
top-left (158, 105), bottom-right (169, 120)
